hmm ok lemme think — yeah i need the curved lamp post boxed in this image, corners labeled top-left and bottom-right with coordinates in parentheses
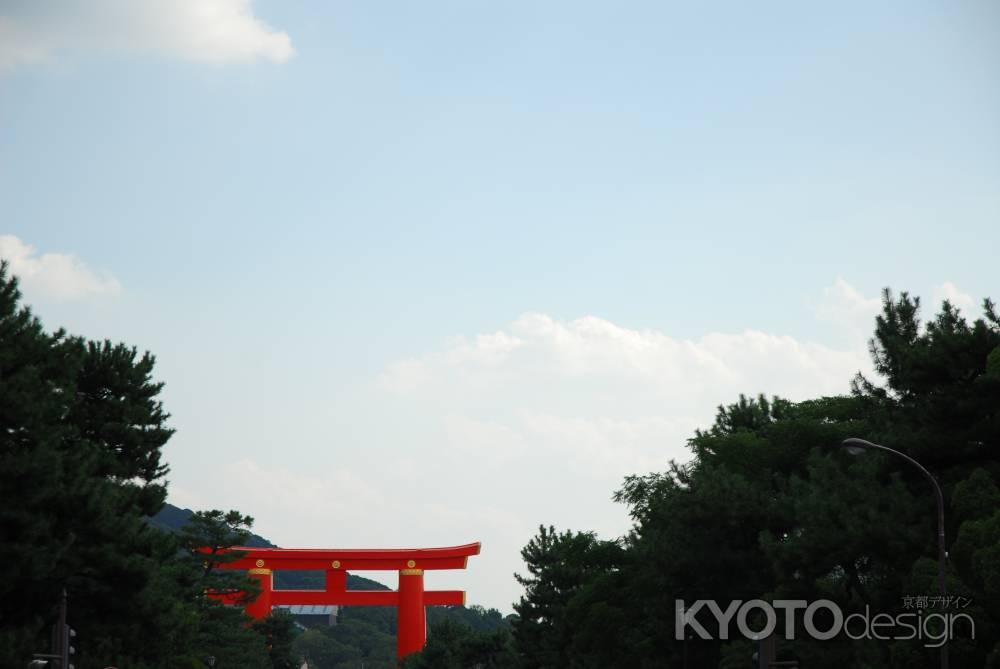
top-left (841, 437), bottom-right (949, 669)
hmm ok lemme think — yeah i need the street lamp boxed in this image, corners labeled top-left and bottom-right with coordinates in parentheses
top-left (841, 437), bottom-right (949, 669)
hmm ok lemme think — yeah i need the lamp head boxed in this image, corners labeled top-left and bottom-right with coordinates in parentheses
top-left (841, 437), bottom-right (876, 456)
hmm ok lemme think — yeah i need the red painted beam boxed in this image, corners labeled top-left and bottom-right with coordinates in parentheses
top-left (422, 590), bottom-right (466, 606)
top-left (258, 543), bottom-right (480, 559)
top-left (213, 542), bottom-right (480, 567)
top-left (220, 556), bottom-right (471, 571)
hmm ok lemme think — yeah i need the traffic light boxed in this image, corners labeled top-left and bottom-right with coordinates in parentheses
top-left (62, 624), bottom-right (76, 669)
top-left (51, 621), bottom-right (75, 669)
top-left (48, 589), bottom-right (75, 669)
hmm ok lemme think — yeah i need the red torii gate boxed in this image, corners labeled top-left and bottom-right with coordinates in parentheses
top-left (212, 542), bottom-right (481, 660)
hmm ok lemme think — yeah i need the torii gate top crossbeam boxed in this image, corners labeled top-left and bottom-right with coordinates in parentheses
top-left (216, 542), bottom-right (481, 571)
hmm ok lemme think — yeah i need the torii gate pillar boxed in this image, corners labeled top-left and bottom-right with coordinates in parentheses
top-left (397, 568), bottom-right (426, 658)
top-left (246, 566), bottom-right (273, 620)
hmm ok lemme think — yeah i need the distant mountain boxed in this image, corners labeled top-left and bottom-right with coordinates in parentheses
top-left (149, 502), bottom-right (277, 547)
top-left (150, 502), bottom-right (389, 591)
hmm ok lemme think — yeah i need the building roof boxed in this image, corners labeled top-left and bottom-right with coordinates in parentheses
top-left (275, 604), bottom-right (337, 615)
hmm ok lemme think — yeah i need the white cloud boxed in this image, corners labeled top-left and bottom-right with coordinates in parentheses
top-left (449, 412), bottom-right (698, 479)
top-left (933, 281), bottom-right (976, 315)
top-left (383, 312), bottom-right (875, 477)
top-left (382, 310), bottom-right (873, 509)
top-left (381, 332), bottom-right (526, 395)
top-left (0, 0), bottom-right (293, 72)
top-left (0, 235), bottom-right (122, 299)
top-left (445, 331), bottom-right (524, 366)
top-left (810, 277), bottom-right (883, 341)
top-left (385, 311), bottom-right (870, 411)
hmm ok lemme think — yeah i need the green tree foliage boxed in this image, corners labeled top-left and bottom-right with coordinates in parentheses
top-left (295, 627), bottom-right (370, 668)
top-left (293, 606), bottom-right (397, 669)
top-left (427, 604), bottom-right (512, 633)
top-left (294, 604), bottom-right (513, 669)
top-left (512, 526), bottom-right (627, 669)
top-left (855, 291), bottom-right (1000, 477)
top-left (0, 264), bottom-right (298, 669)
top-left (0, 261), bottom-right (83, 662)
top-left (180, 509), bottom-right (262, 605)
top-left (401, 618), bottom-right (517, 669)
top-left (255, 610), bottom-right (301, 669)
top-left (0, 261), bottom-right (186, 666)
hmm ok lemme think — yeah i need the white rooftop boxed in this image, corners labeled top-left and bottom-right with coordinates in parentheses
top-left (275, 604), bottom-right (337, 615)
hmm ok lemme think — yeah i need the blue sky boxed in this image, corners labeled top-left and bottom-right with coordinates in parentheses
top-left (2, 0), bottom-right (998, 610)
